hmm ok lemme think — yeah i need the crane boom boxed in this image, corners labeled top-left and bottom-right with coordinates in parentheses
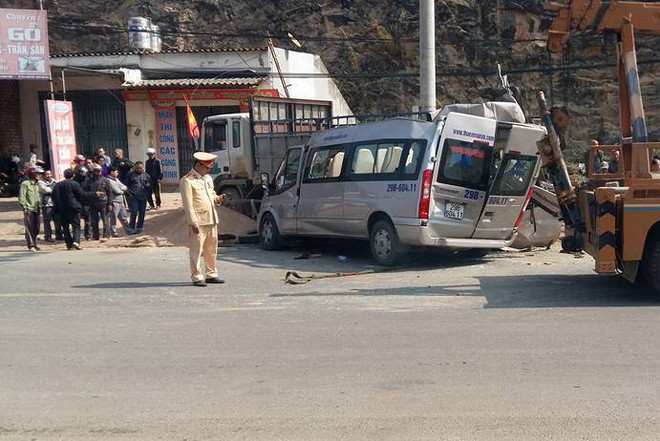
top-left (546, 0), bottom-right (660, 145)
top-left (546, 0), bottom-right (660, 52)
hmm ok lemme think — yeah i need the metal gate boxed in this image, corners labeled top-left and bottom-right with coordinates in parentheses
top-left (39, 90), bottom-right (128, 159)
top-left (176, 105), bottom-right (239, 175)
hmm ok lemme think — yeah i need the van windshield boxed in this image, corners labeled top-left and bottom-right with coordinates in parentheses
top-left (274, 148), bottom-right (301, 192)
top-left (438, 139), bottom-right (492, 191)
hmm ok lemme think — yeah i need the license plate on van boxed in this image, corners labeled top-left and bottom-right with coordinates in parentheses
top-left (444, 202), bottom-right (464, 220)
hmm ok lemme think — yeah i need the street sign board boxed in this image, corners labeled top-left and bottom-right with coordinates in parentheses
top-left (0, 8), bottom-right (51, 80)
top-left (44, 100), bottom-right (77, 180)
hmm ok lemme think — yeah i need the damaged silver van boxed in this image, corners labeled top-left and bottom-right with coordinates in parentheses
top-left (257, 102), bottom-right (547, 265)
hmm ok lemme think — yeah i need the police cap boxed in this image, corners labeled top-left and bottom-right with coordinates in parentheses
top-left (193, 151), bottom-right (217, 163)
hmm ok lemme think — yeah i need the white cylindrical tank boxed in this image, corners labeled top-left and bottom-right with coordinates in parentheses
top-left (150, 25), bottom-right (161, 53)
top-left (128, 17), bottom-right (152, 51)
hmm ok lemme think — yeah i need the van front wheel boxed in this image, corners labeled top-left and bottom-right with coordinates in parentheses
top-left (370, 220), bottom-right (402, 266)
top-left (260, 214), bottom-right (284, 251)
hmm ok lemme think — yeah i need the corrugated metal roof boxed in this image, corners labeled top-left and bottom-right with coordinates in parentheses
top-left (123, 77), bottom-right (266, 88)
top-left (52, 48), bottom-right (267, 58)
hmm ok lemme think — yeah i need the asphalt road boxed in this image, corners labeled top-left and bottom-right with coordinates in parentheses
top-left (1, 242), bottom-right (659, 440)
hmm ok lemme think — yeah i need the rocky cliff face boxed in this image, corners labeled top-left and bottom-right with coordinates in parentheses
top-left (10, 0), bottom-right (660, 149)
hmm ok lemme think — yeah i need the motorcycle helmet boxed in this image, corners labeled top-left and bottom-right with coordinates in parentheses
top-left (74, 165), bottom-right (88, 178)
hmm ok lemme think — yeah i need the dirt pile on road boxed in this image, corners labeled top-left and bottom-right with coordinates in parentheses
top-left (129, 194), bottom-right (257, 247)
top-left (0, 193), bottom-right (257, 251)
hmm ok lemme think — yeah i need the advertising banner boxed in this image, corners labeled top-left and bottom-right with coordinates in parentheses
top-left (122, 89), bottom-right (279, 102)
top-left (154, 106), bottom-right (180, 183)
top-left (44, 100), bottom-right (77, 181)
top-left (0, 8), bottom-right (51, 80)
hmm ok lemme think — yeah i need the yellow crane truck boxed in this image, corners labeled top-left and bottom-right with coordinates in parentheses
top-left (537, 0), bottom-right (660, 291)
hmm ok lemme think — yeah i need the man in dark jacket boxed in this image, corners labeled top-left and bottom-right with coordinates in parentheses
top-left (73, 165), bottom-right (92, 240)
top-left (53, 168), bottom-right (102, 250)
top-left (125, 161), bottom-right (151, 234)
top-left (83, 163), bottom-right (112, 240)
top-left (145, 148), bottom-right (163, 210)
top-left (111, 148), bottom-right (133, 184)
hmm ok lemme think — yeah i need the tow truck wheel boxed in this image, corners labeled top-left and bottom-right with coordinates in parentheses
top-left (370, 220), bottom-right (402, 266)
top-left (259, 213), bottom-right (284, 251)
top-left (642, 236), bottom-right (660, 294)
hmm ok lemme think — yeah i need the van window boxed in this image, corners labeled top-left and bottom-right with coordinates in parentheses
top-left (403, 141), bottom-right (425, 177)
top-left (349, 140), bottom-right (426, 180)
top-left (438, 139), bottom-right (492, 191)
top-left (304, 147), bottom-right (345, 182)
top-left (273, 148), bottom-right (301, 192)
top-left (350, 144), bottom-right (377, 175)
top-left (490, 154), bottom-right (537, 196)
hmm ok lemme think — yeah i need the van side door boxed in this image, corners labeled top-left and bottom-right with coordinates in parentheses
top-left (429, 113), bottom-right (497, 239)
top-left (264, 147), bottom-right (303, 234)
top-left (472, 124), bottom-right (546, 240)
top-left (296, 145), bottom-right (347, 235)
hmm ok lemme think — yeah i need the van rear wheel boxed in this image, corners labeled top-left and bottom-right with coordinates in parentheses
top-left (370, 220), bottom-right (402, 266)
top-left (260, 214), bottom-right (284, 251)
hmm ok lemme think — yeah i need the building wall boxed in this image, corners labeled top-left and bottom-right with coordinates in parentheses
top-left (125, 98), bottom-right (241, 183)
top-left (0, 80), bottom-right (26, 158)
top-left (16, 49), bottom-right (352, 173)
top-left (126, 100), bottom-right (156, 162)
top-left (19, 79), bottom-right (49, 159)
top-left (272, 48), bottom-right (353, 117)
top-left (19, 73), bottom-right (124, 160)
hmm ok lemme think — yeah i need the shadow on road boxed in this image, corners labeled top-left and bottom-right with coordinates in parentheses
top-left (478, 273), bottom-right (655, 308)
top-left (222, 238), bottom-right (497, 274)
top-left (71, 282), bottom-right (193, 289)
top-left (0, 238), bottom-right (29, 250)
top-left (271, 272), bottom-right (657, 308)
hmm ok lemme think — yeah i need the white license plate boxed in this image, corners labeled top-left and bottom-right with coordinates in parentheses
top-left (444, 202), bottom-right (464, 220)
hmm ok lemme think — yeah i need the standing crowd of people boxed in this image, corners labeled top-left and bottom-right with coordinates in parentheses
top-left (15, 147), bottom-right (226, 285)
top-left (17, 147), bottom-right (163, 252)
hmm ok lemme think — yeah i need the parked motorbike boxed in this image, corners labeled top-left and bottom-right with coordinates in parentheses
top-left (0, 156), bottom-right (21, 197)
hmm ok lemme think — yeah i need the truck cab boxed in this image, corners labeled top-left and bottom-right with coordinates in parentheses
top-left (202, 113), bottom-right (251, 181)
top-left (199, 96), bottom-right (333, 215)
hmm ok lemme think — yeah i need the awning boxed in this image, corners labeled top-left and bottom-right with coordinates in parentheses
top-left (123, 77), bottom-right (266, 88)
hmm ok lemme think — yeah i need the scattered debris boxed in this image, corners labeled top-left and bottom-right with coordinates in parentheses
top-left (285, 269), bottom-right (376, 285)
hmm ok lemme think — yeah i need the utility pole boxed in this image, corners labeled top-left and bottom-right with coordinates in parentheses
top-left (420, 0), bottom-right (436, 113)
top-left (267, 33), bottom-right (290, 99)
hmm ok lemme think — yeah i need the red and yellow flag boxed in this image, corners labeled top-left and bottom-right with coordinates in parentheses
top-left (186, 100), bottom-right (200, 139)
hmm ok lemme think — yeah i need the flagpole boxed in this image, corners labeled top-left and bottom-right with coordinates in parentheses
top-left (184, 94), bottom-right (200, 150)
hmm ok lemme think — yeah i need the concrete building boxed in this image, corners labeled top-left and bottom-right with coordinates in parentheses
top-left (3, 47), bottom-right (352, 182)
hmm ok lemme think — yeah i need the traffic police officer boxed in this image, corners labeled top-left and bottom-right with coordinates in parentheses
top-left (179, 152), bottom-right (225, 286)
